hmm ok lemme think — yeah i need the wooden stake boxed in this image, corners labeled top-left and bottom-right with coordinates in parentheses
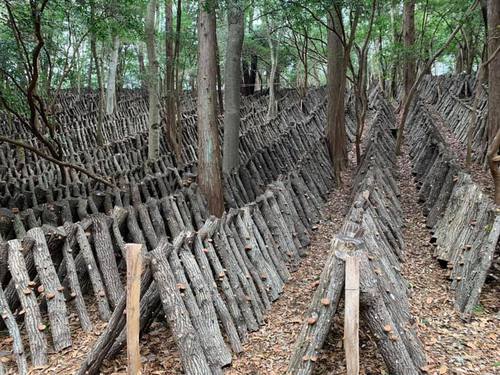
top-left (125, 244), bottom-right (142, 375)
top-left (344, 255), bottom-right (360, 375)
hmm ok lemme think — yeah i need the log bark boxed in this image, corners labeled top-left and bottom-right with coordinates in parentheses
top-left (29, 227), bottom-right (72, 351)
top-left (150, 239), bottom-right (211, 374)
top-left (7, 239), bottom-right (48, 367)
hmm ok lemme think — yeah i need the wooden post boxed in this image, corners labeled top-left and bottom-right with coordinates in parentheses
top-left (344, 255), bottom-right (360, 375)
top-left (125, 244), bottom-right (142, 375)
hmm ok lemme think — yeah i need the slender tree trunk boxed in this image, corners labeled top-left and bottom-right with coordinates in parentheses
top-left (216, 38), bottom-right (224, 115)
top-left (242, 8), bottom-right (257, 96)
top-left (390, 0), bottom-right (401, 99)
top-left (222, 0), bottom-right (244, 173)
top-left (105, 35), bottom-right (120, 115)
top-left (377, 26), bottom-right (385, 92)
top-left (116, 45), bottom-right (126, 93)
top-left (138, 43), bottom-right (146, 89)
top-left (164, 0), bottom-right (182, 163)
top-left (91, 35), bottom-right (105, 146)
top-left (487, 0), bottom-right (500, 144)
top-left (266, 17), bottom-right (278, 120)
top-left (403, 0), bottom-right (416, 104)
top-left (174, 0), bottom-right (183, 160)
top-left (480, 0), bottom-right (489, 82)
top-left (326, 8), bottom-right (347, 180)
top-left (353, 0), bottom-right (376, 165)
top-left (487, 0), bottom-right (500, 204)
top-left (146, 0), bottom-right (160, 161)
top-left (197, 0), bottom-right (224, 216)
top-left (87, 41), bottom-right (93, 90)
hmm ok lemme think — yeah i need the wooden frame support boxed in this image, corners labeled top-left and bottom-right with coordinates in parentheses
top-left (125, 243), bottom-right (143, 375)
top-left (344, 255), bottom-right (360, 375)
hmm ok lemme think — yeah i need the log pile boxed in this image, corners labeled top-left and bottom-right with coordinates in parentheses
top-left (406, 100), bottom-right (500, 316)
top-left (0, 88), bottom-right (340, 374)
top-left (419, 74), bottom-right (488, 165)
top-left (287, 95), bottom-right (426, 375)
top-left (0, 87), bottom-right (340, 213)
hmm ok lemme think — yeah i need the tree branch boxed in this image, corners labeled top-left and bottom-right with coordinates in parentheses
top-left (0, 136), bottom-right (116, 188)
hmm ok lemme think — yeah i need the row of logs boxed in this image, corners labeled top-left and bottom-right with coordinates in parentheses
top-left (420, 74), bottom-right (488, 165)
top-left (406, 100), bottom-right (499, 317)
top-left (287, 94), bottom-right (426, 375)
top-left (0, 88), bottom-right (329, 210)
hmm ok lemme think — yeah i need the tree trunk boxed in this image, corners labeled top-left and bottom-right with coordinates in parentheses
top-left (326, 8), bottom-right (347, 179)
top-left (91, 35), bottom-right (105, 146)
top-left (403, 0), bottom-right (416, 104)
top-left (138, 43), bottom-right (146, 89)
top-left (488, 0), bottom-right (500, 204)
top-left (146, 0), bottom-right (160, 161)
top-left (487, 0), bottom-right (500, 144)
top-left (222, 0), bottom-right (244, 174)
top-left (390, 0), bottom-right (401, 99)
top-left (216, 38), bottom-right (224, 115)
top-left (105, 35), bottom-right (120, 115)
top-left (197, 0), bottom-right (224, 216)
top-left (480, 0), bottom-right (489, 82)
top-left (87, 41), bottom-right (93, 90)
top-left (266, 17), bottom-right (278, 120)
top-left (164, 0), bottom-right (182, 164)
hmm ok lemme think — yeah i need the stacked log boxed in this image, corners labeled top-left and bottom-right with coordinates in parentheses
top-left (287, 94), bottom-right (426, 375)
top-left (406, 100), bottom-right (499, 316)
top-left (419, 74), bottom-right (488, 165)
top-left (0, 92), bottom-right (338, 374)
top-left (0, 87), bottom-right (334, 212)
top-left (77, 151), bottom-right (333, 374)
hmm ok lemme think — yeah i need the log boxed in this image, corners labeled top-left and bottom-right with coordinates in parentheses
top-left (74, 224), bottom-right (111, 320)
top-left (77, 233), bottom-right (187, 375)
top-left (7, 239), bottom-right (48, 367)
top-left (92, 215), bottom-right (124, 309)
top-left (61, 236), bottom-right (93, 332)
top-left (358, 254), bottom-right (423, 374)
top-left (150, 238), bottom-right (211, 375)
top-left (169, 242), bottom-right (231, 372)
top-left (28, 227), bottom-right (72, 351)
top-left (0, 286), bottom-right (28, 375)
top-left (287, 240), bottom-right (348, 375)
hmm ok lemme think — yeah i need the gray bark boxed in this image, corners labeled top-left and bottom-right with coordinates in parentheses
top-left (222, 0), bottom-right (245, 173)
top-left (146, 0), bottom-right (161, 161)
top-left (105, 35), bottom-right (120, 115)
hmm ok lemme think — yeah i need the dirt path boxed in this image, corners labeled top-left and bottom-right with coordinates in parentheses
top-left (225, 159), bottom-right (356, 375)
